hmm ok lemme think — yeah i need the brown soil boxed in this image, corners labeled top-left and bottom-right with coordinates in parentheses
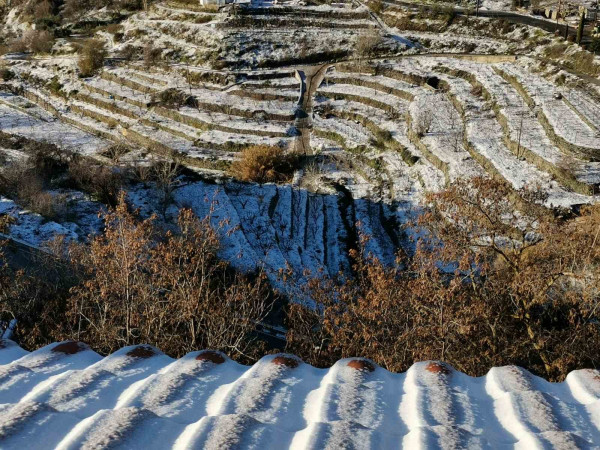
top-left (425, 361), bottom-right (451, 375)
top-left (196, 351), bottom-right (225, 364)
top-left (127, 345), bottom-right (156, 359)
top-left (347, 359), bottom-right (375, 372)
top-left (271, 355), bottom-right (300, 368)
top-left (52, 341), bottom-right (86, 355)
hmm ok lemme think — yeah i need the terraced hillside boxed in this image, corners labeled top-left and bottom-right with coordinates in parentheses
top-left (1, 0), bottom-right (600, 280)
top-left (111, 0), bottom-right (408, 68)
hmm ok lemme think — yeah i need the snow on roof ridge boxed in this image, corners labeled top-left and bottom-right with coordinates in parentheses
top-left (0, 339), bottom-right (598, 448)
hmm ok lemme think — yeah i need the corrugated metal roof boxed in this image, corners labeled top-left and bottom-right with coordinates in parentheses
top-left (0, 339), bottom-right (598, 449)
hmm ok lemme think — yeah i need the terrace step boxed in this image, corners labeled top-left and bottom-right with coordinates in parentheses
top-left (80, 75), bottom-right (293, 138)
top-left (100, 69), bottom-right (296, 122)
top-left (494, 65), bottom-right (600, 161)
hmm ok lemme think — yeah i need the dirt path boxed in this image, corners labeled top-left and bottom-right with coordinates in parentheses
top-left (293, 63), bottom-right (330, 155)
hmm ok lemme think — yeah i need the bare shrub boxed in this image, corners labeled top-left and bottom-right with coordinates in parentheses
top-left (143, 44), bottom-right (162, 67)
top-left (34, 1), bottom-right (52, 19)
top-left (118, 44), bottom-right (137, 61)
top-left (130, 161), bottom-right (154, 183)
top-left (103, 143), bottom-right (131, 162)
top-left (30, 142), bottom-right (72, 177)
top-left (24, 29), bottom-right (55, 54)
top-left (151, 157), bottom-right (181, 218)
top-left (569, 51), bottom-right (600, 77)
top-left (0, 144), bottom-right (70, 220)
top-left (27, 190), bottom-right (66, 219)
top-left (355, 31), bottom-right (383, 65)
top-left (68, 159), bottom-right (122, 205)
top-left (8, 37), bottom-right (28, 54)
top-left (229, 145), bottom-right (299, 183)
top-left (543, 43), bottom-right (568, 59)
top-left (78, 39), bottom-right (106, 77)
top-left (152, 88), bottom-right (191, 109)
top-left (66, 194), bottom-right (275, 358)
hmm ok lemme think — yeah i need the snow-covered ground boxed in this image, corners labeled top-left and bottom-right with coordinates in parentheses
top-left (0, 97), bottom-right (110, 155)
top-left (0, 194), bottom-right (103, 247)
top-left (0, 340), bottom-right (598, 449)
top-left (410, 92), bottom-right (485, 181)
top-left (441, 71), bottom-right (592, 207)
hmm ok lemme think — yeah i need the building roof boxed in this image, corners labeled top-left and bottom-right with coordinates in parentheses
top-left (0, 340), bottom-right (598, 449)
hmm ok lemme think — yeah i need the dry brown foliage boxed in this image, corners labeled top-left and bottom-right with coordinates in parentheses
top-left (66, 193), bottom-right (274, 359)
top-left (0, 143), bottom-right (70, 220)
top-left (286, 177), bottom-right (600, 380)
top-left (68, 159), bottom-right (123, 205)
top-left (229, 145), bottom-right (298, 184)
top-left (0, 238), bottom-right (73, 348)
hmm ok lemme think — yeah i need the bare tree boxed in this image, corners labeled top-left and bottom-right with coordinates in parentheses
top-left (355, 31), bottom-right (383, 72)
top-left (413, 106), bottom-right (433, 137)
top-left (515, 109), bottom-right (526, 159)
top-left (445, 102), bottom-right (463, 152)
top-left (152, 155), bottom-right (182, 219)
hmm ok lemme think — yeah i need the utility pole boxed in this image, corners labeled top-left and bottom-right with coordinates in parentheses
top-left (516, 109), bottom-right (525, 159)
top-left (577, 11), bottom-right (585, 44)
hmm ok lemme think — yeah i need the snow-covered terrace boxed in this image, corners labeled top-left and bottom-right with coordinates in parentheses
top-left (107, 67), bottom-right (295, 118)
top-left (442, 74), bottom-right (592, 207)
top-left (0, 98), bottom-right (110, 155)
top-left (437, 59), bottom-right (600, 185)
top-left (497, 63), bottom-right (600, 151)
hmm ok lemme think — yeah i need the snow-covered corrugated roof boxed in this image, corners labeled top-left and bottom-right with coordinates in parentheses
top-left (0, 339), bottom-right (598, 449)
